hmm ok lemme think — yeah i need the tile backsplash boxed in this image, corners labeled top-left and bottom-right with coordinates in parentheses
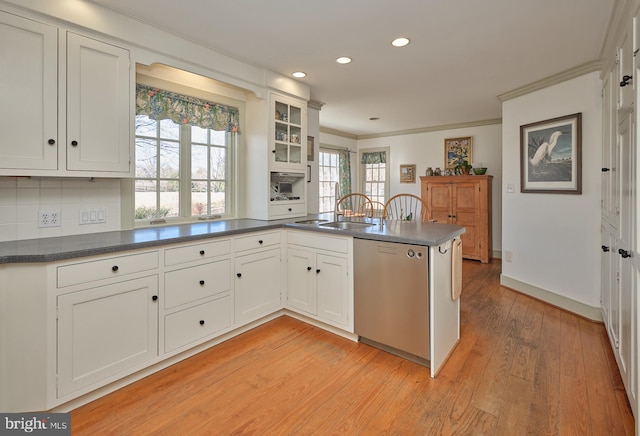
top-left (0, 177), bottom-right (121, 242)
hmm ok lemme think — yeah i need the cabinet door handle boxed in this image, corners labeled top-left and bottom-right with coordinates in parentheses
top-left (199, 280), bottom-right (205, 285)
top-left (620, 75), bottom-right (632, 87)
top-left (199, 320), bottom-right (205, 325)
top-left (258, 240), bottom-right (264, 244)
top-left (237, 273), bottom-right (242, 278)
top-left (307, 266), bottom-right (312, 271)
top-left (316, 269), bottom-right (321, 274)
top-left (272, 150), bottom-right (276, 154)
top-left (112, 265), bottom-right (119, 272)
top-left (619, 249), bottom-right (631, 258)
top-left (602, 245), bottom-right (610, 252)
top-left (71, 140), bottom-right (78, 146)
top-left (288, 208), bottom-right (292, 212)
top-left (199, 250), bottom-right (205, 255)
top-left (152, 295), bottom-right (158, 301)
top-left (48, 139), bottom-right (55, 145)
top-left (601, 168), bottom-right (610, 172)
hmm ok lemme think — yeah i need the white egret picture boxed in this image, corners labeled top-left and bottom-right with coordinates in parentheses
top-left (520, 113), bottom-right (582, 194)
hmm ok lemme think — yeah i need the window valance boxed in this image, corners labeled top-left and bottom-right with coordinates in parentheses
top-left (136, 84), bottom-right (239, 133)
top-left (360, 151), bottom-right (386, 164)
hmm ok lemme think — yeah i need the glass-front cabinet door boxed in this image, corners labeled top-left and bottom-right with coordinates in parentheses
top-left (272, 94), bottom-right (306, 170)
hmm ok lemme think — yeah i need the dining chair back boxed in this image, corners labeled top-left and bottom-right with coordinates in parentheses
top-left (383, 193), bottom-right (432, 222)
top-left (336, 193), bottom-right (374, 218)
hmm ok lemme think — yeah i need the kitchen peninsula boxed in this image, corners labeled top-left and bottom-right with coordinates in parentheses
top-left (0, 217), bottom-right (464, 413)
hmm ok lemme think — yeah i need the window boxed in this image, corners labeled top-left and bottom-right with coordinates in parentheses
top-left (360, 148), bottom-right (390, 206)
top-left (318, 149), bottom-right (340, 212)
top-left (134, 84), bottom-right (238, 223)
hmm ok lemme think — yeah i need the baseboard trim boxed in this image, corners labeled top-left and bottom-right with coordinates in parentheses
top-left (500, 274), bottom-right (602, 322)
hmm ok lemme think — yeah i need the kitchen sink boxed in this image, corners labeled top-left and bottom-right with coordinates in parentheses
top-left (294, 219), bottom-right (329, 224)
top-left (319, 221), bottom-right (375, 230)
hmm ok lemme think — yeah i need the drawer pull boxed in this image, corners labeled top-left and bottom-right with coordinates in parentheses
top-left (48, 138), bottom-right (55, 145)
top-left (199, 320), bottom-right (205, 325)
top-left (307, 266), bottom-right (312, 271)
top-left (199, 280), bottom-right (205, 285)
top-left (71, 140), bottom-right (78, 146)
top-left (112, 265), bottom-right (119, 272)
top-left (316, 269), bottom-right (321, 274)
top-left (199, 250), bottom-right (205, 255)
top-left (237, 273), bottom-right (242, 278)
top-left (258, 240), bottom-right (264, 244)
top-left (152, 295), bottom-right (158, 301)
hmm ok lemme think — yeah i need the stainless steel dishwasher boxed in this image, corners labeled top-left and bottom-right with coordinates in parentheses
top-left (354, 238), bottom-right (429, 364)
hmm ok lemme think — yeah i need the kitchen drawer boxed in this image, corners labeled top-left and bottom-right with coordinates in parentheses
top-left (165, 239), bottom-right (231, 267)
top-left (269, 202), bottom-right (306, 217)
top-left (164, 293), bottom-right (233, 353)
top-left (287, 231), bottom-right (350, 254)
top-left (234, 231), bottom-right (281, 252)
top-left (57, 251), bottom-right (159, 288)
top-left (164, 259), bottom-right (231, 309)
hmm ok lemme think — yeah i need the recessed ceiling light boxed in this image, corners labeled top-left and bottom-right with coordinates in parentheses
top-left (336, 56), bottom-right (352, 64)
top-left (391, 37), bottom-right (410, 47)
top-left (292, 71), bottom-right (306, 78)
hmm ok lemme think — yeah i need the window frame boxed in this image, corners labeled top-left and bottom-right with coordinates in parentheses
top-left (358, 147), bottom-right (390, 206)
top-left (318, 148), bottom-right (341, 213)
top-left (124, 76), bottom-right (241, 228)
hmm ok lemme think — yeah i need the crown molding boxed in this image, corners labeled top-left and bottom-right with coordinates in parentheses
top-left (319, 126), bottom-right (358, 140)
top-left (497, 60), bottom-right (602, 102)
top-left (307, 99), bottom-right (325, 110)
top-left (355, 118), bottom-right (502, 140)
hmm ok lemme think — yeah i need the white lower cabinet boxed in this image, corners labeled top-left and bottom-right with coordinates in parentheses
top-left (164, 293), bottom-right (233, 353)
top-left (1, 228), bottom-right (357, 412)
top-left (234, 248), bottom-right (282, 324)
top-left (57, 275), bottom-right (159, 398)
top-left (162, 240), bottom-right (233, 353)
top-left (286, 231), bottom-right (353, 331)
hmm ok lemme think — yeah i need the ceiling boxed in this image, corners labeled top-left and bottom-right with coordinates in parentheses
top-left (89, 0), bottom-right (614, 137)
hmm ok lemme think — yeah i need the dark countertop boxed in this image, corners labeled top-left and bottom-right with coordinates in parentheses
top-left (0, 215), bottom-right (465, 264)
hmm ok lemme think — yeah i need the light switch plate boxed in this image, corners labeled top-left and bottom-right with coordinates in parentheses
top-left (79, 207), bottom-right (106, 225)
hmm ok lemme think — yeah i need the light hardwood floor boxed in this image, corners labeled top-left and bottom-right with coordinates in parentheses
top-left (71, 259), bottom-right (635, 435)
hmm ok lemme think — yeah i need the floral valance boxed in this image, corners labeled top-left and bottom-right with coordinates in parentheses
top-left (360, 151), bottom-right (386, 164)
top-left (136, 84), bottom-right (239, 133)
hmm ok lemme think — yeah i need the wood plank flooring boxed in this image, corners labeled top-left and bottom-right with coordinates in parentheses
top-left (71, 259), bottom-right (635, 435)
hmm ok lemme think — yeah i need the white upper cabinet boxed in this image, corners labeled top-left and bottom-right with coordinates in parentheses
top-left (271, 95), bottom-right (306, 171)
top-left (66, 33), bottom-right (131, 173)
top-left (0, 9), bottom-right (133, 177)
top-left (0, 11), bottom-right (58, 170)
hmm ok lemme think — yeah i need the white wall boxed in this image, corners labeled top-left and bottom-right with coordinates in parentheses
top-left (356, 124), bottom-right (503, 252)
top-left (501, 72), bottom-right (602, 308)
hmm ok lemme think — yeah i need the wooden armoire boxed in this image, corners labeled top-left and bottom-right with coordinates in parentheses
top-left (420, 175), bottom-right (493, 263)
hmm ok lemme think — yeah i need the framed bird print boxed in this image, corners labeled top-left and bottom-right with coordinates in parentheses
top-left (520, 113), bottom-right (582, 194)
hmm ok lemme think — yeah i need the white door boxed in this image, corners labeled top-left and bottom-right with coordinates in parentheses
top-left (0, 11), bottom-right (58, 170)
top-left (286, 248), bottom-right (316, 315)
top-left (617, 112), bottom-right (635, 410)
top-left (66, 32), bottom-right (131, 173)
top-left (316, 253), bottom-right (349, 327)
top-left (57, 275), bottom-right (159, 398)
top-left (234, 249), bottom-right (281, 324)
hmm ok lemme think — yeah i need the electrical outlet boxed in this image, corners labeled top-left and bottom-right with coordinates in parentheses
top-left (39, 209), bottom-right (61, 228)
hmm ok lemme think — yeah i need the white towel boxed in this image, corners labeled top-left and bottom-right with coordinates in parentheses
top-left (451, 238), bottom-right (463, 300)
